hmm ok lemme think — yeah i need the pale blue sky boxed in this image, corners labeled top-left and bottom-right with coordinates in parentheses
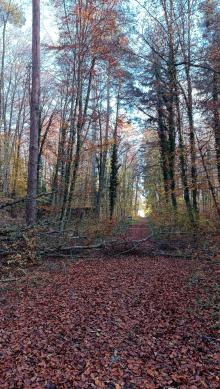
top-left (20, 0), bottom-right (58, 44)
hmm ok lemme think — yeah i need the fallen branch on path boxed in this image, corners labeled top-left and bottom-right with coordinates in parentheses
top-left (61, 244), bottom-right (102, 251)
top-left (155, 251), bottom-right (191, 259)
top-left (105, 234), bottom-right (154, 256)
top-left (39, 234), bottom-right (154, 258)
top-left (129, 235), bottom-right (154, 244)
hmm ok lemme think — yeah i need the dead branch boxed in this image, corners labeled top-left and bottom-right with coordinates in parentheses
top-left (155, 251), bottom-right (191, 258)
top-left (0, 191), bottom-right (55, 210)
top-left (0, 250), bottom-right (17, 257)
top-left (105, 234), bottom-right (153, 256)
top-left (38, 234), bottom-right (154, 258)
top-left (60, 244), bottom-right (103, 252)
top-left (129, 235), bottom-right (154, 244)
top-left (0, 278), bottom-right (21, 283)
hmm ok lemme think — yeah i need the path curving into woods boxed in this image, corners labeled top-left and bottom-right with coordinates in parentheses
top-left (0, 220), bottom-right (218, 388)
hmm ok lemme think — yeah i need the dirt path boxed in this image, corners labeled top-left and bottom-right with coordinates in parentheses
top-left (125, 218), bottom-right (150, 240)
top-left (0, 220), bottom-right (218, 388)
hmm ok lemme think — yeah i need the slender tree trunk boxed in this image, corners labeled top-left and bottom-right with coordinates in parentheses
top-left (109, 87), bottom-right (120, 220)
top-left (26, 0), bottom-right (40, 225)
top-left (97, 69), bottom-right (111, 217)
top-left (0, 18), bottom-right (7, 124)
top-left (3, 74), bottom-right (18, 195)
top-left (59, 60), bottom-right (82, 228)
top-left (154, 66), bottom-right (170, 203)
top-left (185, 0), bottom-right (198, 215)
top-left (167, 113), bottom-right (177, 210)
top-left (60, 57), bottom-right (96, 229)
top-left (186, 67), bottom-right (198, 215)
top-left (0, 18), bottom-right (7, 190)
top-left (163, 0), bottom-right (177, 210)
top-left (134, 174), bottom-right (139, 216)
top-left (166, 60), bottom-right (177, 211)
top-left (212, 72), bottom-right (220, 185)
top-left (174, 82), bottom-right (194, 222)
top-left (37, 111), bottom-right (54, 193)
top-left (198, 143), bottom-right (220, 217)
top-left (12, 131), bottom-right (22, 197)
top-left (52, 122), bottom-right (67, 206)
top-left (91, 120), bottom-right (98, 210)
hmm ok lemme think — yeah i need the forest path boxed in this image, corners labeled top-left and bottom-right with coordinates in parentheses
top-left (123, 217), bottom-right (151, 240)
top-left (0, 220), bottom-right (218, 388)
top-left (106, 217), bottom-right (153, 257)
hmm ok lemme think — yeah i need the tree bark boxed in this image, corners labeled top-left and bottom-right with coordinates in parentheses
top-left (109, 86), bottom-right (120, 220)
top-left (26, 0), bottom-right (40, 225)
top-left (97, 70), bottom-right (111, 216)
top-left (212, 72), bottom-right (220, 185)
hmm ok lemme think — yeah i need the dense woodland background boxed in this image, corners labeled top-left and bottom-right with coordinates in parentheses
top-left (0, 0), bottom-right (220, 234)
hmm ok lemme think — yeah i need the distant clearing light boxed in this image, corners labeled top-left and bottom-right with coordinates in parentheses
top-left (138, 210), bottom-right (145, 218)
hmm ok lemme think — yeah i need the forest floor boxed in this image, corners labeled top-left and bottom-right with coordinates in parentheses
top-left (0, 219), bottom-right (219, 389)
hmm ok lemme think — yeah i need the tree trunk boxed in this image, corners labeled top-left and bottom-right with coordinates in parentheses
top-left (212, 72), bottom-right (220, 185)
top-left (97, 69), bottom-right (111, 217)
top-left (174, 81), bottom-right (194, 223)
top-left (109, 87), bottom-right (120, 220)
top-left (198, 143), bottom-right (220, 217)
top-left (154, 64), bottom-right (170, 203)
top-left (26, 0), bottom-right (40, 225)
top-left (186, 67), bottom-right (198, 216)
top-left (163, 0), bottom-right (177, 210)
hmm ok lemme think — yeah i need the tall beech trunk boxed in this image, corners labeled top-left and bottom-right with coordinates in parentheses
top-left (60, 57), bottom-right (96, 230)
top-left (65, 96), bottom-right (83, 221)
top-left (37, 111), bottom-right (55, 193)
top-left (109, 87), bottom-right (120, 220)
top-left (174, 81), bottom-right (194, 223)
top-left (91, 122), bottom-right (98, 210)
top-left (0, 17), bottom-right (8, 189)
top-left (185, 65), bottom-right (198, 216)
top-left (0, 17), bottom-right (7, 124)
top-left (97, 70), bottom-right (111, 216)
top-left (59, 71), bottom-right (79, 225)
top-left (212, 72), bottom-right (220, 185)
top-left (179, 0), bottom-right (198, 215)
top-left (163, 0), bottom-right (177, 210)
top-left (26, 0), bottom-right (40, 225)
top-left (158, 121), bottom-right (170, 203)
top-left (167, 59), bottom-right (177, 211)
top-left (167, 103), bottom-right (177, 211)
top-left (52, 121), bottom-right (68, 207)
top-left (12, 80), bottom-right (28, 197)
top-left (3, 65), bottom-right (17, 195)
top-left (154, 61), bottom-right (170, 203)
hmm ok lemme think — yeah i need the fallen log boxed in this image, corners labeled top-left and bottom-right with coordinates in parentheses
top-left (38, 235), bottom-right (154, 257)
